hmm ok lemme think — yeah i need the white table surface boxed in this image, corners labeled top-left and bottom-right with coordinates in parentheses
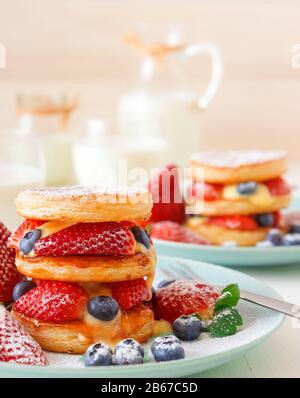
top-left (190, 263), bottom-right (300, 378)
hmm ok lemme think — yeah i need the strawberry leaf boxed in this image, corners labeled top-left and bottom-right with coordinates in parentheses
top-left (209, 307), bottom-right (243, 338)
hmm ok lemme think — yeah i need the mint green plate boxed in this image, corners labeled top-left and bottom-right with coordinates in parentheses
top-left (0, 256), bottom-right (283, 378)
top-left (154, 198), bottom-right (300, 267)
top-left (154, 239), bottom-right (300, 266)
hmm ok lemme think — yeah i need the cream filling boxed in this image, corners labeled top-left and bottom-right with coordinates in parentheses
top-left (39, 220), bottom-right (78, 238)
top-left (222, 183), bottom-right (275, 207)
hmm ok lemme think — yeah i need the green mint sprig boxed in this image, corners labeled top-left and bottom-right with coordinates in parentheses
top-left (209, 307), bottom-right (243, 338)
top-left (214, 283), bottom-right (240, 313)
top-left (206, 283), bottom-right (243, 337)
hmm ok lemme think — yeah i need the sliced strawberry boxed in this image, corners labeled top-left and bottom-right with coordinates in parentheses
top-left (208, 215), bottom-right (259, 231)
top-left (148, 164), bottom-right (185, 224)
top-left (8, 219), bottom-right (45, 250)
top-left (187, 181), bottom-right (223, 202)
top-left (0, 306), bottom-right (48, 365)
top-left (0, 222), bottom-right (21, 303)
top-left (34, 222), bottom-right (135, 257)
top-left (264, 177), bottom-right (291, 196)
top-left (154, 280), bottom-right (220, 323)
top-left (151, 221), bottom-right (209, 245)
top-left (111, 278), bottom-right (151, 310)
top-left (13, 281), bottom-right (88, 323)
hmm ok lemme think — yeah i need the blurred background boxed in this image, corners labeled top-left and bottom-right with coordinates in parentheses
top-left (0, 0), bottom-right (300, 227)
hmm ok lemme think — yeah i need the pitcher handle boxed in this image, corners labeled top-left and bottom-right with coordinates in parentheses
top-left (184, 43), bottom-right (223, 109)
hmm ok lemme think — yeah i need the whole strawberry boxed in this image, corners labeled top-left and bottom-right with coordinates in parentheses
top-left (0, 306), bottom-right (48, 365)
top-left (0, 222), bottom-right (20, 303)
top-left (154, 280), bottom-right (220, 323)
top-left (13, 281), bottom-right (88, 323)
top-left (149, 164), bottom-right (185, 224)
top-left (151, 221), bottom-right (209, 245)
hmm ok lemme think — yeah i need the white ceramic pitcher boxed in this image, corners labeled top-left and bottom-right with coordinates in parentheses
top-left (117, 26), bottom-right (223, 169)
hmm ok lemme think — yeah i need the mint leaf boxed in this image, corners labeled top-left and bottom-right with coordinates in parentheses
top-left (214, 283), bottom-right (240, 313)
top-left (214, 291), bottom-right (233, 313)
top-left (209, 307), bottom-right (243, 338)
top-left (222, 283), bottom-right (240, 306)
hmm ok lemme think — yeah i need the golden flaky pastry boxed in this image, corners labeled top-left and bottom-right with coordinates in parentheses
top-left (16, 247), bottom-right (156, 284)
top-left (16, 186), bottom-right (152, 222)
top-left (12, 304), bottom-right (154, 354)
top-left (190, 150), bottom-right (288, 183)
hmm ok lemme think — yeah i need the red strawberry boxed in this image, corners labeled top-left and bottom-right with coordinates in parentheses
top-left (13, 281), bottom-right (88, 323)
top-left (154, 280), bottom-right (220, 323)
top-left (265, 177), bottom-right (291, 196)
top-left (8, 219), bottom-right (45, 250)
top-left (34, 222), bottom-right (135, 257)
top-left (111, 278), bottom-right (151, 310)
top-left (151, 221), bottom-right (209, 245)
top-left (0, 222), bottom-right (20, 303)
top-left (208, 215), bottom-right (258, 231)
top-left (149, 164), bottom-right (185, 224)
top-left (273, 211), bottom-right (281, 228)
top-left (0, 306), bottom-right (48, 365)
top-left (187, 181), bottom-right (223, 202)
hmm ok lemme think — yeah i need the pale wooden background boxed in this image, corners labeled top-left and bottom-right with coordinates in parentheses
top-left (0, 0), bottom-right (300, 160)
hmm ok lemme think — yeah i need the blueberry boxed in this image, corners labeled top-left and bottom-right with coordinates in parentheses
top-left (282, 233), bottom-right (300, 246)
top-left (84, 343), bottom-right (113, 366)
top-left (19, 229), bottom-right (42, 254)
top-left (255, 213), bottom-right (274, 227)
top-left (114, 347), bottom-right (143, 365)
top-left (130, 226), bottom-right (151, 249)
top-left (115, 338), bottom-right (144, 358)
top-left (172, 315), bottom-right (202, 341)
top-left (256, 240), bottom-right (274, 248)
top-left (237, 181), bottom-right (257, 195)
top-left (150, 335), bottom-right (181, 354)
top-left (266, 229), bottom-right (282, 246)
top-left (157, 279), bottom-right (175, 289)
top-left (152, 338), bottom-right (185, 362)
top-left (87, 296), bottom-right (119, 321)
top-left (13, 280), bottom-right (37, 302)
top-left (289, 223), bottom-right (300, 234)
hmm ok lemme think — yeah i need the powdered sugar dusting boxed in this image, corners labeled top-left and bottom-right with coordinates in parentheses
top-left (190, 150), bottom-right (287, 169)
top-left (0, 306), bottom-right (48, 366)
top-left (18, 186), bottom-right (149, 201)
top-left (115, 347), bottom-right (143, 365)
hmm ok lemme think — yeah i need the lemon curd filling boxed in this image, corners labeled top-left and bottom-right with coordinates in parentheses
top-left (39, 220), bottom-right (78, 238)
top-left (223, 183), bottom-right (275, 207)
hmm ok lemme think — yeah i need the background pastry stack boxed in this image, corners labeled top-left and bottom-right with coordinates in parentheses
top-left (8, 186), bottom-right (156, 354)
top-left (186, 150), bottom-right (292, 246)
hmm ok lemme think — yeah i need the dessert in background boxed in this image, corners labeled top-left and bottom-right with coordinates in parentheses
top-left (8, 186), bottom-right (156, 354)
top-left (186, 150), bottom-right (292, 246)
